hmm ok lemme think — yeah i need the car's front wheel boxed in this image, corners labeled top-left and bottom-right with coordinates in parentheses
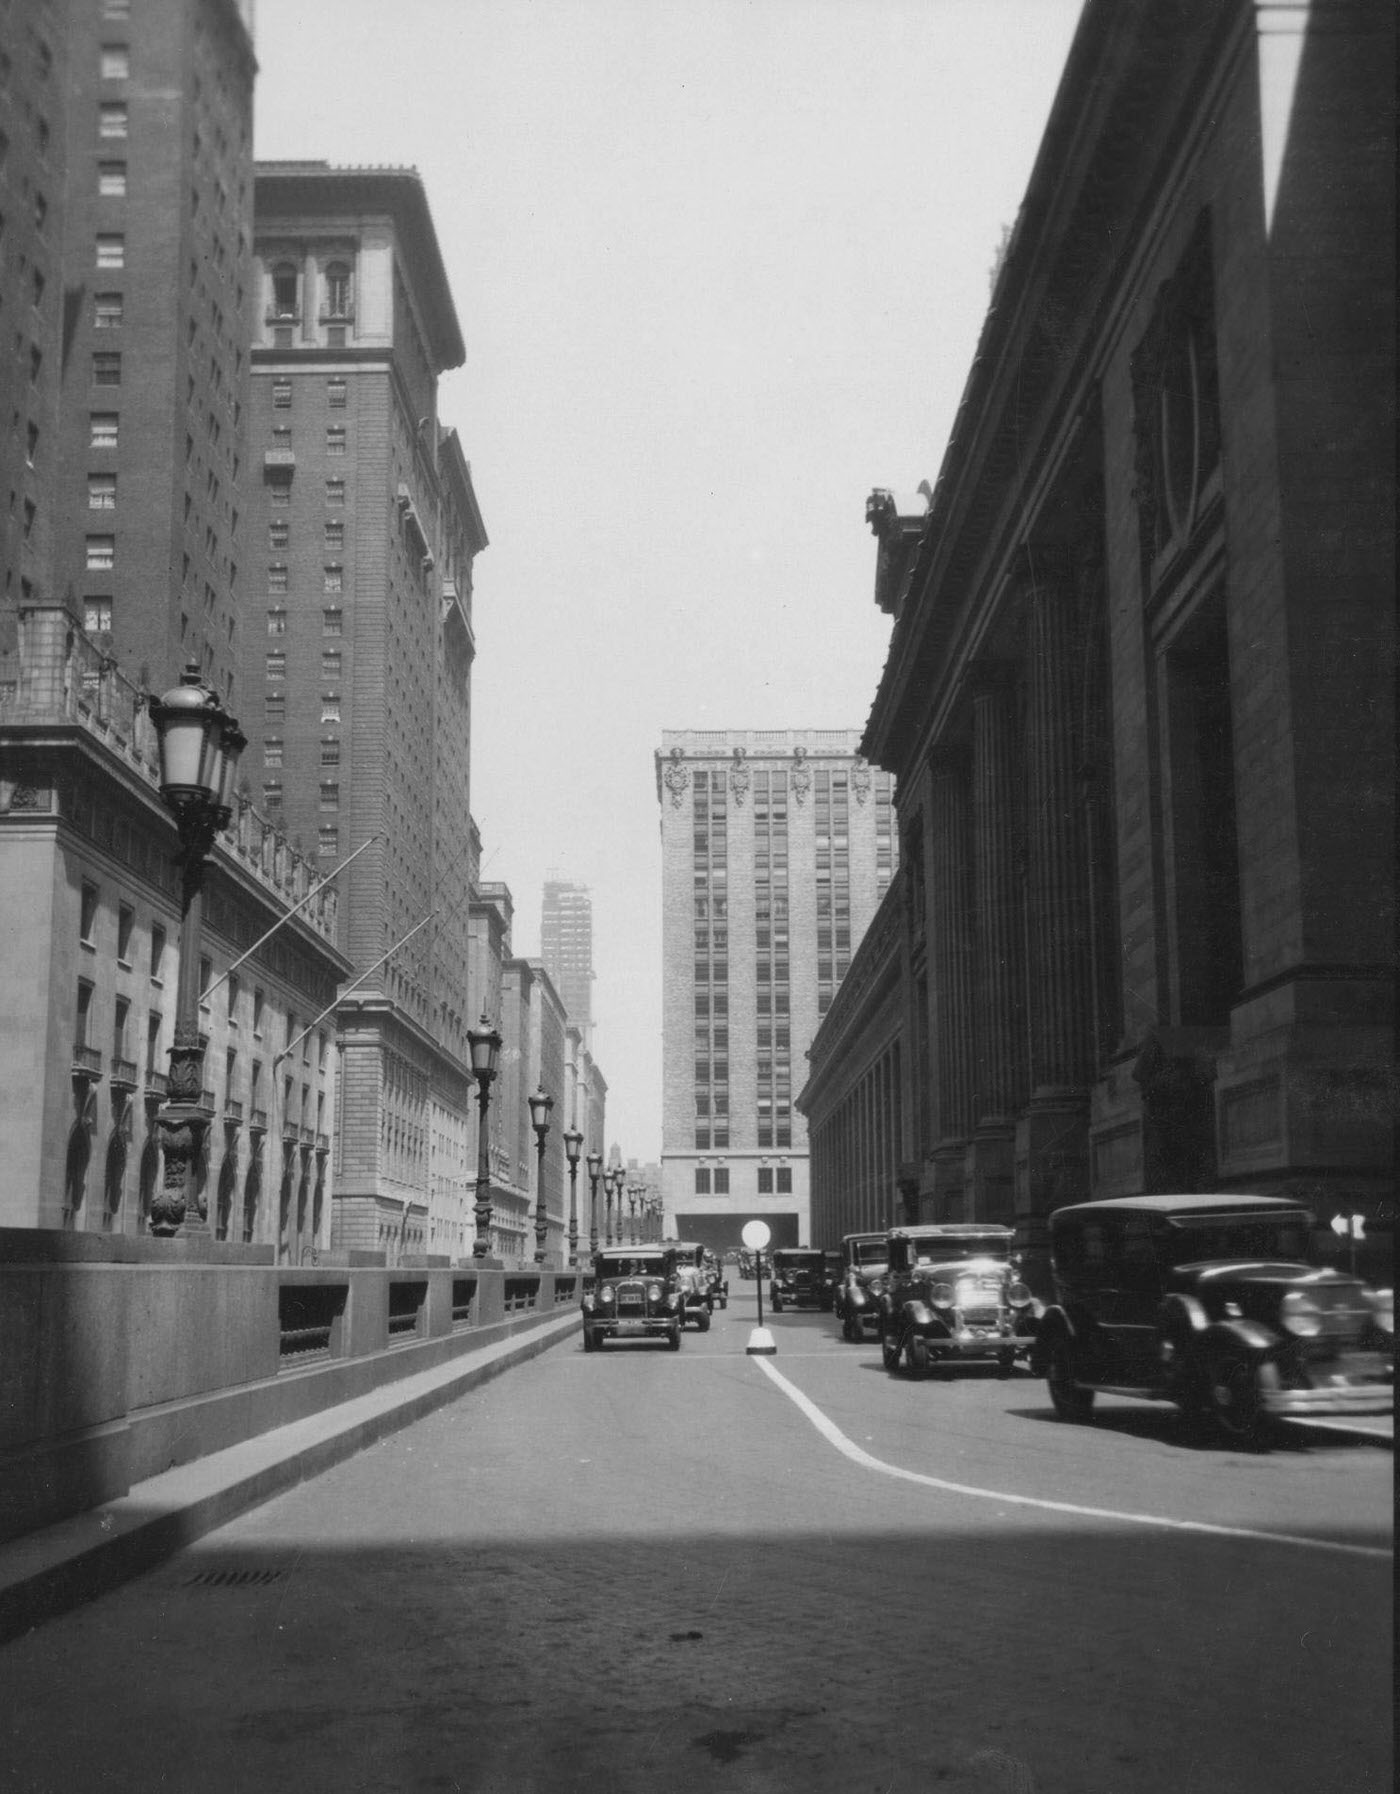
top-left (842, 1312), bottom-right (861, 1343)
top-left (1046, 1339), bottom-right (1095, 1421)
top-left (1204, 1348), bottom-right (1271, 1449)
top-left (771, 1294), bottom-right (783, 1313)
top-left (881, 1324), bottom-right (902, 1373)
top-left (697, 1309), bottom-right (711, 1333)
top-left (905, 1331), bottom-right (930, 1379)
top-left (666, 1324), bottom-right (681, 1351)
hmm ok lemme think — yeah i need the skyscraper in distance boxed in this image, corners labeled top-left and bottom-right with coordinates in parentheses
top-left (541, 879), bottom-right (594, 1044)
top-left (654, 730), bottom-right (896, 1249)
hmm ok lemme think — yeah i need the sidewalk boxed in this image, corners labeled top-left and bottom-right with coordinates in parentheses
top-left (0, 1306), bottom-right (578, 1644)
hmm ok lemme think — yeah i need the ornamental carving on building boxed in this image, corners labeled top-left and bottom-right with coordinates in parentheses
top-left (663, 746), bottom-right (689, 808)
top-left (852, 756), bottom-right (872, 805)
top-left (729, 745), bottom-right (750, 806)
top-left (791, 745), bottom-right (811, 805)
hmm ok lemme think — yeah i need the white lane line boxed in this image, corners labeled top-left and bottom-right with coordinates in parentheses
top-left (752, 1355), bottom-right (1392, 1561)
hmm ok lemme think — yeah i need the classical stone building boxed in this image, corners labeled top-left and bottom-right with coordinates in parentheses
top-left (0, 607), bottom-right (348, 1249)
top-left (860, 0), bottom-right (1394, 1271)
top-left (243, 163), bottom-right (488, 1260)
top-left (655, 729), bottom-right (897, 1249)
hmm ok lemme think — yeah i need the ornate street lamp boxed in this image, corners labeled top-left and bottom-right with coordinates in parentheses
top-left (148, 665), bottom-right (245, 1237)
top-left (528, 1086), bottom-right (554, 1266)
top-left (467, 1013), bottom-right (503, 1259)
top-left (586, 1148), bottom-right (602, 1256)
top-left (563, 1126), bottom-right (584, 1265)
top-left (605, 1165), bottom-right (621, 1247)
top-left (628, 1182), bottom-right (640, 1245)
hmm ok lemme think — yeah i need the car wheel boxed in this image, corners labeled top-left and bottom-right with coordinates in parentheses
top-left (666, 1325), bottom-right (681, 1351)
top-left (996, 1349), bottom-right (1016, 1379)
top-left (842, 1313), bottom-right (861, 1343)
top-left (582, 1324), bottom-right (597, 1352)
top-left (697, 1309), bottom-right (711, 1333)
top-left (905, 1332), bottom-right (930, 1379)
top-left (1046, 1339), bottom-right (1095, 1422)
top-left (1204, 1349), bottom-right (1271, 1448)
top-left (771, 1294), bottom-right (782, 1313)
top-left (881, 1325), bottom-right (902, 1373)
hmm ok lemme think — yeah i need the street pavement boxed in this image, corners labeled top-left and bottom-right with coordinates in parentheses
top-left (0, 1297), bottom-right (1391, 1794)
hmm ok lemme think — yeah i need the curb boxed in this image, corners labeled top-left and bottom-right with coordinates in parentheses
top-left (0, 1308), bottom-right (578, 1644)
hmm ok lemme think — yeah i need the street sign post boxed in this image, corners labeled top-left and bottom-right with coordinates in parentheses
top-left (741, 1219), bottom-right (775, 1355)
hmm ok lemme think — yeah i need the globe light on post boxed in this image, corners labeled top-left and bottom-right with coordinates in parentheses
top-left (586, 1149), bottom-right (602, 1257)
top-left (741, 1218), bottom-right (776, 1354)
top-left (527, 1086), bottom-right (554, 1266)
top-left (467, 1013), bottom-right (503, 1260)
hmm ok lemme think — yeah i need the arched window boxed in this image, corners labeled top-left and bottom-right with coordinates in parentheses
top-left (324, 262), bottom-right (352, 319)
top-left (271, 262), bottom-right (299, 318)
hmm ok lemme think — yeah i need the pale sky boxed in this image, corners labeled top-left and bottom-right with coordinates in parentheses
top-left (252, 0), bottom-right (1085, 1162)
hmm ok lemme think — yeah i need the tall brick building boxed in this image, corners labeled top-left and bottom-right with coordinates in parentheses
top-left (2, 0), bottom-right (256, 706)
top-left (854, 0), bottom-right (1394, 1274)
top-left (654, 730), bottom-right (896, 1248)
top-left (243, 163), bottom-right (488, 1259)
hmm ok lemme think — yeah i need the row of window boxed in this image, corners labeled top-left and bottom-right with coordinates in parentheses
top-left (273, 377), bottom-right (347, 408)
top-left (268, 607), bottom-right (342, 634)
top-left (692, 1167), bottom-right (793, 1195)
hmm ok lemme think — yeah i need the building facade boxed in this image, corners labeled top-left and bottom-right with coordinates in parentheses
top-left (243, 163), bottom-right (487, 1262)
top-left (860, 0), bottom-right (1395, 1275)
top-left (655, 729), bottom-right (897, 1249)
top-left (0, 606), bottom-right (348, 1250)
top-left (541, 879), bottom-right (594, 1046)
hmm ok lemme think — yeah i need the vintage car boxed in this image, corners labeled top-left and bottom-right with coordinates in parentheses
top-left (580, 1248), bottom-right (683, 1351)
top-left (1031, 1194), bottom-right (1394, 1446)
top-left (704, 1252), bottom-right (729, 1310)
top-left (669, 1241), bottom-right (713, 1331)
top-left (832, 1231), bottom-right (890, 1342)
top-left (769, 1247), bottom-right (832, 1312)
top-left (878, 1224), bottom-right (1039, 1376)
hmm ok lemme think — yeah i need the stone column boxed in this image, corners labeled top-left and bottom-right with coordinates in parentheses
top-left (928, 746), bottom-right (975, 1216)
top-left (1017, 544), bottom-right (1092, 1226)
top-left (966, 670), bottom-right (1024, 1224)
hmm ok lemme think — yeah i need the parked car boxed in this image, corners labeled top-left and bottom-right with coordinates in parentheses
top-left (669, 1241), bottom-right (713, 1331)
top-left (832, 1232), bottom-right (890, 1342)
top-left (878, 1224), bottom-right (1038, 1376)
top-left (1031, 1194), bottom-right (1394, 1446)
top-left (769, 1247), bottom-right (832, 1312)
top-left (704, 1252), bottom-right (729, 1310)
top-left (581, 1247), bottom-right (683, 1350)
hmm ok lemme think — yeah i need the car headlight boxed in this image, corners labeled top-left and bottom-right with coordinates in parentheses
top-left (1280, 1291), bottom-right (1324, 1338)
top-left (930, 1282), bottom-right (955, 1308)
top-left (599, 1285), bottom-right (615, 1305)
top-left (1008, 1281), bottom-right (1033, 1308)
top-left (647, 1283), bottom-right (662, 1302)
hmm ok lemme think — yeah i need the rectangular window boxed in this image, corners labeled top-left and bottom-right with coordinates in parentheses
top-left (91, 413), bottom-right (119, 451)
top-left (777, 1168), bottom-right (793, 1194)
top-left (263, 738), bottom-right (283, 769)
top-left (146, 1011), bottom-right (162, 1075)
top-left (694, 1169), bottom-right (711, 1194)
top-left (98, 103), bottom-right (128, 138)
top-left (322, 565), bottom-right (342, 594)
top-left (88, 474), bottom-right (117, 510)
top-left (253, 988), bottom-right (265, 1037)
top-left (150, 923), bottom-right (166, 981)
top-left (265, 693), bottom-right (285, 723)
top-left (757, 1168), bottom-right (774, 1194)
top-left (86, 535), bottom-right (115, 571)
top-left (272, 379), bottom-right (292, 408)
top-left (322, 607), bottom-right (342, 636)
top-left (321, 650), bottom-right (341, 680)
top-left (320, 737), bottom-right (340, 766)
top-left (327, 378), bottom-right (347, 407)
top-left (324, 521), bottom-right (344, 552)
top-left (267, 564), bottom-right (288, 594)
top-left (114, 903), bottom-right (134, 964)
top-left (326, 426), bottom-right (346, 457)
top-left (266, 608), bottom-right (286, 636)
top-left (317, 825), bottom-right (339, 857)
top-left (96, 235), bottom-right (124, 269)
top-left (713, 1169), bottom-right (730, 1196)
top-left (98, 161), bottom-right (126, 197)
top-left (76, 980), bottom-right (94, 1048)
top-left (266, 650), bottom-right (285, 678)
top-left (92, 351), bottom-right (121, 385)
top-left (100, 46), bottom-right (130, 80)
top-left (325, 478), bottom-right (345, 505)
top-left (319, 782), bottom-right (339, 811)
top-left (83, 597), bottom-right (112, 634)
top-left (263, 781), bottom-right (283, 812)
top-left (320, 692), bottom-right (341, 724)
top-left (94, 293), bottom-right (123, 328)
top-left (198, 956), bottom-right (212, 1006)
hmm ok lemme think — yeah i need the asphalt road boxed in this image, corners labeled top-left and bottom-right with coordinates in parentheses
top-left (0, 1300), bottom-right (1391, 1794)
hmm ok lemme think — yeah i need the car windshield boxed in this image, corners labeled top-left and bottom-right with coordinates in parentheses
top-left (1165, 1213), bottom-right (1313, 1267)
top-left (598, 1258), bottom-right (664, 1279)
top-left (852, 1241), bottom-right (888, 1266)
top-left (775, 1253), bottom-right (823, 1269)
top-left (910, 1235), bottom-right (1011, 1267)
